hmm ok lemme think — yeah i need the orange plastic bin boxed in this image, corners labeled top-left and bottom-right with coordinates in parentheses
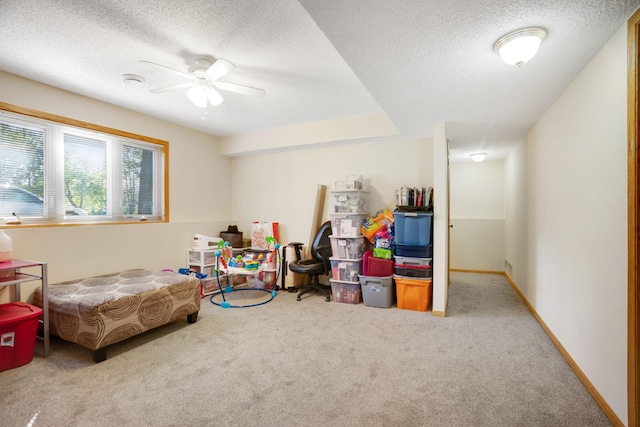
top-left (394, 276), bottom-right (432, 312)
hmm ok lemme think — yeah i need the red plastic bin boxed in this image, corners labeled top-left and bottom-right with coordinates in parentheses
top-left (363, 250), bottom-right (394, 277)
top-left (0, 302), bottom-right (42, 371)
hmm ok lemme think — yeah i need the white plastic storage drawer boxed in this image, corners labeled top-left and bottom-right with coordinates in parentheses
top-left (330, 213), bottom-right (369, 237)
top-left (188, 249), bottom-right (218, 265)
top-left (330, 236), bottom-right (366, 259)
top-left (330, 190), bottom-right (368, 213)
top-left (330, 258), bottom-right (363, 282)
top-left (330, 280), bottom-right (361, 304)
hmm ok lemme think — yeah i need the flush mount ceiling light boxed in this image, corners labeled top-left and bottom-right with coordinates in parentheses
top-left (470, 152), bottom-right (487, 162)
top-left (121, 74), bottom-right (145, 85)
top-left (494, 27), bottom-right (547, 67)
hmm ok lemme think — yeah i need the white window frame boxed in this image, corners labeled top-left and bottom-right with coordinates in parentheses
top-left (0, 103), bottom-right (169, 227)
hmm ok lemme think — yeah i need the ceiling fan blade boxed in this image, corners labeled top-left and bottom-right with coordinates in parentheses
top-left (140, 60), bottom-right (193, 80)
top-left (206, 58), bottom-right (235, 80)
top-left (214, 81), bottom-right (266, 97)
top-left (150, 82), bottom-right (195, 93)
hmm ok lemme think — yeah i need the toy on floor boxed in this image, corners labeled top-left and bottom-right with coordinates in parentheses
top-left (209, 238), bottom-right (282, 309)
top-left (178, 267), bottom-right (207, 279)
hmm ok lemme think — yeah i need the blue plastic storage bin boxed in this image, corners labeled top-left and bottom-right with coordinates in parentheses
top-left (395, 244), bottom-right (433, 258)
top-left (394, 211), bottom-right (433, 246)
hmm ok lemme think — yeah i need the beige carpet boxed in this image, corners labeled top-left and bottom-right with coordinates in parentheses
top-left (1, 272), bottom-right (611, 426)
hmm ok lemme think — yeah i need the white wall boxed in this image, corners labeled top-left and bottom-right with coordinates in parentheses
top-left (449, 159), bottom-right (505, 271)
top-left (504, 139), bottom-right (528, 289)
top-left (230, 138), bottom-right (434, 247)
top-left (0, 71), bottom-right (233, 299)
top-left (432, 123), bottom-right (449, 315)
top-left (506, 24), bottom-right (628, 424)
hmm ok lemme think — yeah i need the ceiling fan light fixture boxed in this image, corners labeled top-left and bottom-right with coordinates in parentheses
top-left (142, 57), bottom-right (264, 107)
top-left (470, 152), bottom-right (487, 162)
top-left (193, 96), bottom-right (208, 109)
top-left (186, 85), bottom-right (208, 108)
top-left (206, 87), bottom-right (223, 106)
top-left (494, 27), bottom-right (546, 67)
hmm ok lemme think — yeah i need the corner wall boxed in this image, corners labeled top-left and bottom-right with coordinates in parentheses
top-left (505, 24), bottom-right (628, 424)
top-left (504, 140), bottom-right (528, 289)
top-left (0, 71), bottom-right (233, 296)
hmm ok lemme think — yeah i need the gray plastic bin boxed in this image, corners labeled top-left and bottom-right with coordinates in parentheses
top-left (359, 275), bottom-right (394, 308)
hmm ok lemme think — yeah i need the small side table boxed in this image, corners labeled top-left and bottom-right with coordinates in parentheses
top-left (0, 259), bottom-right (49, 357)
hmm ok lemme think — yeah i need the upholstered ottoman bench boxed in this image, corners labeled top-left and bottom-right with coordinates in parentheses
top-left (34, 269), bottom-right (200, 363)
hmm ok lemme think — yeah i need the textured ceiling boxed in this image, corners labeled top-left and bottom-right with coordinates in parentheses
top-left (0, 0), bottom-right (638, 162)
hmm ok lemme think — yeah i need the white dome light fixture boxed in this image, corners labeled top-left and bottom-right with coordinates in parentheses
top-left (494, 27), bottom-right (547, 67)
top-left (470, 152), bottom-right (487, 163)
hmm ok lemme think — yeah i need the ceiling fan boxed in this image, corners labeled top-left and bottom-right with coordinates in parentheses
top-left (140, 57), bottom-right (266, 108)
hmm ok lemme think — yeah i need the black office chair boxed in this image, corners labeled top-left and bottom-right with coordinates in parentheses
top-left (288, 221), bottom-right (333, 302)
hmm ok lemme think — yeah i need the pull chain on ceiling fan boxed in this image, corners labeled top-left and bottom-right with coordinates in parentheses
top-left (141, 57), bottom-right (265, 108)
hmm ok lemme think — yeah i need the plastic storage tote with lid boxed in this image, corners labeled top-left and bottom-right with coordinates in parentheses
top-left (394, 211), bottom-right (433, 246)
top-left (330, 190), bottom-right (369, 213)
top-left (363, 250), bottom-right (394, 277)
top-left (359, 275), bottom-right (394, 308)
top-left (330, 280), bottom-right (361, 304)
top-left (394, 256), bottom-right (432, 267)
top-left (329, 236), bottom-right (366, 259)
top-left (394, 264), bottom-right (432, 278)
top-left (0, 302), bottom-right (43, 371)
top-left (394, 244), bottom-right (433, 258)
top-left (330, 213), bottom-right (369, 237)
top-left (330, 258), bottom-right (363, 282)
top-left (394, 276), bottom-right (432, 312)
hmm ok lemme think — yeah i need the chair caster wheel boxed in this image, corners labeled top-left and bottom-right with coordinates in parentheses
top-left (325, 296), bottom-right (330, 302)
top-left (297, 295), bottom-right (301, 301)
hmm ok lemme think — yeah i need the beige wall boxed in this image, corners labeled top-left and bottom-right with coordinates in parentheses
top-left (229, 138), bottom-right (434, 247)
top-left (0, 71), bottom-right (234, 300)
top-left (449, 159), bottom-right (505, 271)
top-left (506, 24), bottom-right (628, 423)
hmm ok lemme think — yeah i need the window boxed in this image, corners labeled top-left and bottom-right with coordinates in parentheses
top-left (0, 103), bottom-right (168, 225)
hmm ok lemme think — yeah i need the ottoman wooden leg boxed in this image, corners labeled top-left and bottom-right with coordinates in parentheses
top-left (187, 311), bottom-right (199, 324)
top-left (92, 347), bottom-right (107, 363)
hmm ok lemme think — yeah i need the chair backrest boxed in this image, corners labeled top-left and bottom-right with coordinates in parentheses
top-left (311, 221), bottom-right (332, 263)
